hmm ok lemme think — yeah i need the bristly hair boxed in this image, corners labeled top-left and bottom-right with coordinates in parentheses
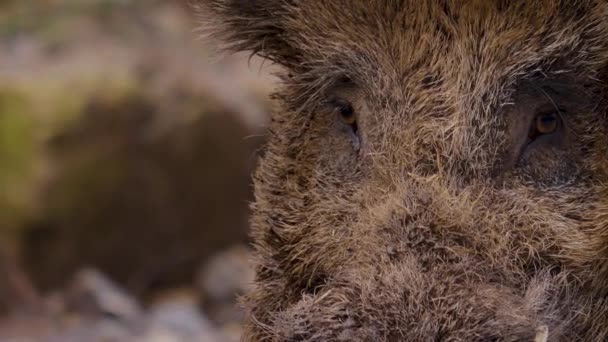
top-left (192, 0), bottom-right (301, 67)
top-left (192, 0), bottom-right (608, 341)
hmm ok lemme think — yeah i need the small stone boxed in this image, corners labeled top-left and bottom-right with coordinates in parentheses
top-left (64, 268), bottom-right (142, 324)
top-left (198, 245), bottom-right (255, 303)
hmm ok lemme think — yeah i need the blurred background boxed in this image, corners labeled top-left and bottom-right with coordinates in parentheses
top-left (0, 1), bottom-right (276, 341)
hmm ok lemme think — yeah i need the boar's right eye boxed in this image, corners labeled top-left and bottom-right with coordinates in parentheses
top-left (328, 97), bottom-right (361, 152)
top-left (333, 98), bottom-right (357, 132)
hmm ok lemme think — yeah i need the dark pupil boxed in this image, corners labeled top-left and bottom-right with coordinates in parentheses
top-left (339, 104), bottom-right (354, 118)
top-left (540, 114), bottom-right (556, 125)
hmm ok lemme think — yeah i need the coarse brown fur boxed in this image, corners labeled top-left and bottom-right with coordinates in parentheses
top-left (196, 1), bottom-right (608, 341)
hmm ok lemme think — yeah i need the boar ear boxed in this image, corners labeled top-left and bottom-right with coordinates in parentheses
top-left (194, 0), bottom-right (299, 66)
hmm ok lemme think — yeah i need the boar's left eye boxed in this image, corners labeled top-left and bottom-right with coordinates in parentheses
top-left (529, 111), bottom-right (561, 140)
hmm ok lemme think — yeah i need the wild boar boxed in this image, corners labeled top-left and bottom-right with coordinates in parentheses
top-left (197, 1), bottom-right (608, 340)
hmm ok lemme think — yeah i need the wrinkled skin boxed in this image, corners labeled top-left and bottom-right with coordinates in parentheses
top-left (197, 1), bottom-right (608, 341)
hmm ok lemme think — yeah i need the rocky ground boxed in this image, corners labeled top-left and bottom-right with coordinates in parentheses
top-left (0, 246), bottom-right (255, 341)
top-left (0, 1), bottom-right (275, 341)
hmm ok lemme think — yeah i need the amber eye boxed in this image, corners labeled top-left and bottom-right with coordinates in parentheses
top-left (336, 100), bottom-right (356, 125)
top-left (530, 112), bottom-right (559, 138)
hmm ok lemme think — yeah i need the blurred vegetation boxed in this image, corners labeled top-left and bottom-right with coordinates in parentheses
top-left (0, 0), bottom-right (155, 40)
top-left (23, 88), bottom-right (262, 296)
top-left (0, 89), bottom-right (35, 232)
top-left (0, 0), bottom-right (271, 321)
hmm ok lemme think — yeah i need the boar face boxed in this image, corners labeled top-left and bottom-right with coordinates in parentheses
top-left (197, 1), bottom-right (608, 340)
